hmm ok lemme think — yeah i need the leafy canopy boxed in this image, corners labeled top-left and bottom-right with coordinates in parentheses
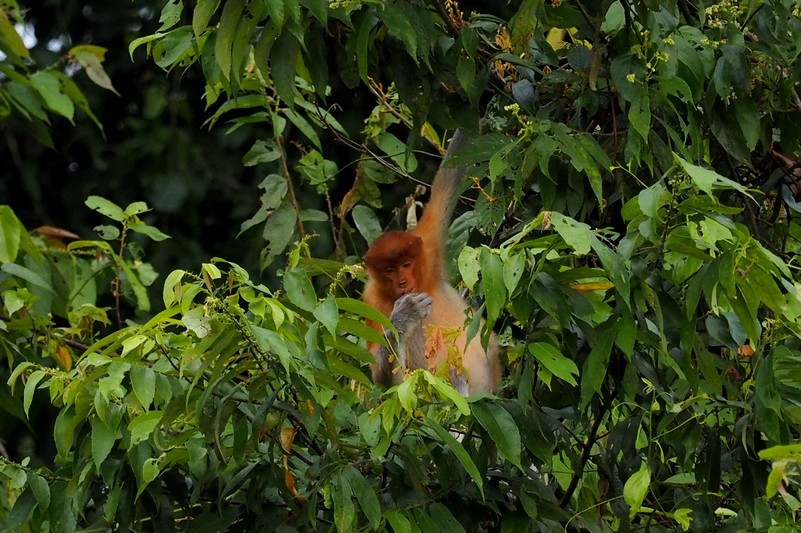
top-left (2, 0), bottom-right (801, 531)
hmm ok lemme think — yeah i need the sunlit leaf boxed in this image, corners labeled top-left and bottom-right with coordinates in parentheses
top-left (528, 342), bottom-right (579, 387)
top-left (71, 45), bottom-right (120, 95)
top-left (624, 462), bottom-right (651, 517)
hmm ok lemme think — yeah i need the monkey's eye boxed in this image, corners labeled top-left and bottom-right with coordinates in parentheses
top-left (385, 268), bottom-right (396, 275)
top-left (402, 261), bottom-right (412, 269)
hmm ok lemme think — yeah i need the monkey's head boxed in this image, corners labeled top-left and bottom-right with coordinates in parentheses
top-left (363, 231), bottom-right (423, 299)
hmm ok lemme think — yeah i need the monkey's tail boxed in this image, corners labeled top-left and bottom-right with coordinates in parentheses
top-left (415, 130), bottom-right (470, 277)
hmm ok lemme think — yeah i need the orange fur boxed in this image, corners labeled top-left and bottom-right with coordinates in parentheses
top-left (363, 131), bottom-right (500, 394)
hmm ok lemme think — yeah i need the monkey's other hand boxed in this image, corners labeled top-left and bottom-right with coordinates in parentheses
top-left (389, 292), bottom-right (433, 334)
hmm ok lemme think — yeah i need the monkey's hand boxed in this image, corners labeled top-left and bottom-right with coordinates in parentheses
top-left (389, 292), bottom-right (433, 337)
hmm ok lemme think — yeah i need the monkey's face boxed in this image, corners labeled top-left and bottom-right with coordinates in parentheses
top-left (364, 231), bottom-right (423, 300)
top-left (381, 258), bottom-right (417, 298)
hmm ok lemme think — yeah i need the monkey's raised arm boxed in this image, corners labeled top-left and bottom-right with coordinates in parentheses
top-left (412, 130), bottom-right (470, 283)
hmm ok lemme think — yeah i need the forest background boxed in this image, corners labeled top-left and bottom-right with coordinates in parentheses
top-left (2, 0), bottom-right (801, 531)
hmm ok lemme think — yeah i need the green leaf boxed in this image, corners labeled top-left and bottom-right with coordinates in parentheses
top-left (162, 269), bottom-right (185, 308)
top-left (261, 202), bottom-right (298, 266)
top-left (251, 325), bottom-right (293, 372)
top-left (30, 71), bottom-right (75, 121)
top-left (5, 81), bottom-right (48, 122)
top-left (615, 313), bottom-right (636, 356)
top-left (758, 444), bottom-right (801, 461)
top-left (580, 325), bottom-right (616, 407)
top-left (601, 1), bottom-right (625, 35)
top-left (528, 342), bottom-right (579, 387)
top-left (71, 46), bottom-right (119, 95)
top-left (336, 297), bottom-right (394, 331)
top-left (424, 417), bottom-right (484, 498)
top-left (344, 466), bottom-right (381, 530)
top-left (128, 222), bottom-right (171, 242)
top-left (397, 373), bottom-right (418, 414)
top-left (456, 54), bottom-right (475, 93)
top-left (385, 510), bottom-right (411, 533)
top-left (128, 32), bottom-right (166, 59)
top-left (333, 469), bottom-right (356, 532)
top-left (0, 206), bottom-right (23, 263)
top-left (623, 462), bottom-right (651, 518)
top-left (352, 205), bottom-right (382, 245)
top-left (313, 294), bottom-right (338, 337)
top-left (202, 262), bottom-right (222, 280)
top-left (672, 508), bottom-right (693, 531)
top-left (285, 108), bottom-right (321, 150)
top-left (27, 474), bottom-right (50, 510)
top-left (54, 407), bottom-right (81, 461)
top-left (23, 370), bottom-right (45, 417)
top-left (301, 0), bottom-right (327, 24)
top-left (243, 139), bottom-right (281, 166)
top-left (271, 32), bottom-right (299, 106)
top-left (479, 248), bottom-right (506, 328)
top-left (128, 411), bottom-right (163, 446)
top-left (358, 412), bottom-right (381, 447)
top-left (130, 365), bottom-right (156, 409)
top-left (628, 94), bottom-right (651, 140)
top-left (91, 418), bottom-right (117, 470)
top-left (120, 261), bottom-right (151, 313)
top-left (7, 362), bottom-right (34, 393)
top-left (354, 11), bottom-right (374, 84)
top-left (423, 373), bottom-right (470, 415)
top-left (0, 11), bottom-right (29, 60)
top-left (378, 3), bottom-right (418, 61)
top-left (137, 458), bottom-right (161, 498)
top-left (638, 182), bottom-right (667, 218)
top-left (121, 334), bottom-right (148, 356)
top-left (551, 212), bottom-right (592, 255)
top-left (0, 264), bottom-right (50, 293)
top-left (215, 0), bottom-right (246, 81)
top-left (86, 195), bottom-right (125, 221)
top-left (193, 0), bottom-right (220, 36)
top-left (472, 401), bottom-right (522, 468)
top-left (502, 251), bottom-right (526, 295)
top-left (374, 132), bottom-right (417, 173)
top-left (458, 247), bottom-right (480, 291)
top-left (338, 317), bottom-right (386, 347)
top-left (429, 503), bottom-right (466, 532)
top-left (674, 155), bottom-right (752, 199)
top-left (734, 99), bottom-right (760, 152)
top-left (158, 0), bottom-right (183, 31)
top-left (95, 224), bottom-right (120, 240)
top-left (182, 306), bottom-right (211, 338)
top-left (266, 0), bottom-right (285, 26)
top-left (284, 268), bottom-right (317, 312)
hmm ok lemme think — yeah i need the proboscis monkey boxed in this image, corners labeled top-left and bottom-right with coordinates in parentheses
top-left (362, 131), bottom-right (500, 395)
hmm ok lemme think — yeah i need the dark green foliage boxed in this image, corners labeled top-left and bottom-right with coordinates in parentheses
top-left (3, 0), bottom-right (801, 531)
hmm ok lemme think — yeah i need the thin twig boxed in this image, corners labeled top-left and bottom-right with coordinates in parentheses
top-left (113, 228), bottom-right (127, 329)
top-left (276, 135), bottom-right (307, 239)
top-left (559, 397), bottom-right (611, 507)
top-left (325, 192), bottom-right (344, 260)
top-left (427, 0), bottom-right (461, 40)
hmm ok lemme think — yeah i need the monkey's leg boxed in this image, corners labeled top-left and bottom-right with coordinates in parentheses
top-left (374, 293), bottom-right (432, 385)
